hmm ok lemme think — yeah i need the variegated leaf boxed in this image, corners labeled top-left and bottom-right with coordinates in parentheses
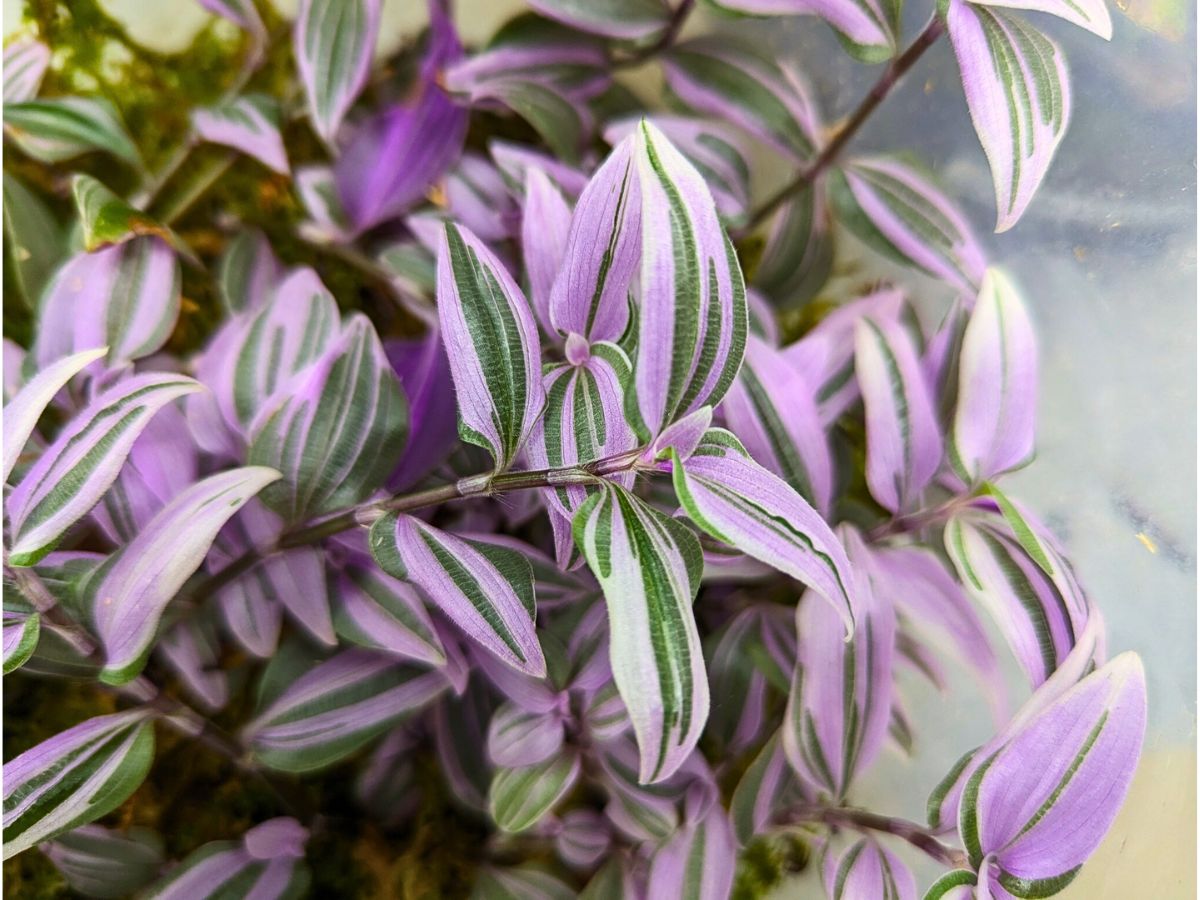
top-left (946, 0), bottom-right (1070, 231)
top-left (706, 0), bottom-right (900, 63)
top-left (3, 608), bottom-right (40, 675)
top-left (370, 513), bottom-right (545, 676)
top-left (331, 563), bottom-right (447, 667)
top-left (249, 314), bottom-right (408, 522)
top-left (572, 482), bottom-right (706, 784)
top-left (521, 166), bottom-right (572, 335)
top-left (527, 0), bottom-right (672, 39)
top-left (730, 730), bottom-right (806, 846)
top-left (294, 0), bottom-right (381, 145)
top-left (3, 710), bottom-right (155, 860)
top-left (672, 430), bottom-right (859, 631)
top-left (193, 94), bottom-right (289, 175)
top-left (830, 156), bottom-right (986, 291)
top-left (41, 824), bottom-right (164, 899)
top-left (630, 119), bottom-right (748, 439)
top-left (3, 37), bottom-right (50, 103)
top-left (646, 803), bottom-right (737, 900)
top-left (216, 228), bottom-right (282, 314)
top-left (6, 373), bottom-right (201, 566)
top-left (89, 467), bottom-right (281, 684)
top-left (824, 836), bottom-right (916, 900)
top-left (751, 182), bottom-right (834, 307)
top-left (4, 97), bottom-right (141, 167)
top-left (489, 752), bottom-right (581, 833)
top-left (471, 865), bottom-right (576, 900)
top-left (243, 649), bottom-right (450, 773)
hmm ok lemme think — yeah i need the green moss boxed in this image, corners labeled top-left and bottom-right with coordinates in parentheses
top-left (732, 832), bottom-right (812, 900)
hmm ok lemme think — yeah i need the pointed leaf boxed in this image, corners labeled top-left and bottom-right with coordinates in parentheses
top-left (243, 649), bottom-right (450, 773)
top-left (3, 609), bottom-right (40, 675)
top-left (71, 174), bottom-right (175, 252)
top-left (4, 97), bottom-right (141, 167)
top-left (193, 94), bottom-right (289, 174)
top-left (3, 172), bottom-right (66, 306)
top-left (572, 482), bottom-right (706, 784)
top-left (89, 466), bottom-right (281, 684)
top-left (826, 837), bottom-right (916, 900)
top-left (947, 0), bottom-right (1071, 231)
top-left (706, 0), bottom-right (899, 63)
top-left (521, 166), bottom-right (572, 335)
top-left (437, 222), bottom-right (545, 471)
top-left (951, 267), bottom-right (1038, 484)
top-left (730, 730), bottom-right (805, 845)
top-left (370, 513), bottom-right (545, 676)
top-left (971, 0), bottom-right (1112, 38)
top-left (216, 228), bottom-right (282, 314)
top-left (41, 825), bottom-right (164, 899)
top-left (294, 0), bottom-right (381, 145)
top-left (332, 563), bottom-right (447, 667)
top-left (672, 432), bottom-right (859, 631)
top-left (6, 373), bottom-right (201, 566)
top-left (489, 752), bottom-right (581, 833)
top-left (647, 803), bottom-right (737, 900)
top-left (3, 710), bottom-right (155, 860)
top-left (854, 314), bottom-right (944, 513)
top-left (3, 38), bottom-right (50, 103)
top-left (527, 0), bottom-right (671, 39)
top-left (249, 314), bottom-right (408, 522)
top-left (752, 182), bottom-right (834, 307)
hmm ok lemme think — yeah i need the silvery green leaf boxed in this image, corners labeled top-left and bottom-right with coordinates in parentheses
top-left (488, 751), bottom-right (581, 833)
top-left (3, 37), bottom-right (51, 103)
top-left (3, 710), bottom-right (155, 860)
top-left (3, 172), bottom-right (64, 306)
top-left (3, 608), bottom-right (40, 675)
top-left (471, 865), bottom-right (576, 900)
top-left (294, 0), bottom-right (382, 145)
top-left (4, 97), bottom-right (141, 167)
top-left (193, 94), bottom-right (289, 175)
top-left (526, 0), bottom-right (671, 39)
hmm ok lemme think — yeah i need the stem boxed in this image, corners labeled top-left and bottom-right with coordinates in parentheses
top-left (790, 804), bottom-right (969, 869)
top-left (157, 150), bottom-right (237, 226)
top-left (741, 16), bottom-right (946, 234)
top-left (612, 0), bottom-right (694, 68)
top-left (867, 494), bottom-right (973, 541)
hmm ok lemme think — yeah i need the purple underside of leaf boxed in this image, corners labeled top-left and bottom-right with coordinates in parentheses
top-left (521, 166), bottom-right (572, 335)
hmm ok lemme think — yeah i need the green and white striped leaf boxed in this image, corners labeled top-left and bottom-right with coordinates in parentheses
top-left (369, 513), bottom-right (546, 676)
top-left (946, 0), bottom-right (1070, 231)
top-left (41, 825), bottom-right (164, 899)
top-left (751, 183), bottom-right (834, 307)
top-left (729, 730), bottom-right (804, 846)
top-left (71, 174), bottom-right (174, 253)
top-left (572, 482), bottom-right (706, 784)
top-left (3, 607), bottom-right (41, 675)
top-left (3, 37), bottom-right (51, 103)
top-left (294, 0), bottom-right (381, 145)
top-left (6, 373), bottom-right (202, 566)
top-left (471, 865), bottom-right (576, 900)
top-left (216, 228), bottom-right (282, 315)
top-left (4, 97), bottom-right (141, 167)
top-left (243, 649), bottom-right (450, 773)
top-left (331, 563), bottom-right (447, 667)
top-left (488, 752), bottom-right (581, 833)
top-left (87, 466), bottom-right (282, 685)
top-left (3, 710), bottom-right (155, 860)
top-left (192, 94), bottom-right (289, 175)
top-left (436, 222), bottom-right (545, 472)
top-left (248, 313), bottom-right (408, 523)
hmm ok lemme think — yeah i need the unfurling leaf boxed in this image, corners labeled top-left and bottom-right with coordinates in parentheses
top-left (783, 528), bottom-right (895, 798)
top-left (192, 94), bottom-right (289, 175)
top-left (249, 314), bottom-right (408, 522)
top-left (6, 373), bottom-right (202, 567)
top-left (957, 653), bottom-right (1145, 896)
top-left (672, 430), bottom-right (859, 632)
top-left (3, 710), bottom-right (155, 860)
top-left (89, 466), bottom-right (281, 684)
top-left (630, 120), bottom-right (747, 439)
top-left (854, 313), bottom-right (943, 513)
top-left (951, 267), bottom-right (1038, 484)
top-left (830, 156), bottom-right (986, 291)
top-left (370, 513), bottom-right (546, 676)
top-left (572, 482), bottom-right (706, 784)
top-left (294, 0), bottom-right (382, 145)
top-left (243, 649), bottom-right (449, 773)
top-left (946, 0), bottom-right (1070, 231)
top-left (437, 222), bottom-right (545, 471)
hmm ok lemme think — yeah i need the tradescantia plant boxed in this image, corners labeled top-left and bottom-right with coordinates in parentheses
top-left (1, 0), bottom-right (1146, 896)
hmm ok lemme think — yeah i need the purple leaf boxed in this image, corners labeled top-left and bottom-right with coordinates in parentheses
top-left (521, 166), bottom-right (572, 335)
top-left (437, 222), bottom-right (545, 471)
top-left (572, 483), bottom-right (706, 784)
top-left (631, 120), bottom-right (748, 438)
top-left (672, 431), bottom-right (860, 632)
top-left (294, 0), bottom-right (382, 146)
top-left (2, 346), bottom-right (107, 483)
top-left (294, 165), bottom-right (354, 244)
top-left (854, 313), bottom-right (944, 513)
top-left (959, 653), bottom-right (1145, 894)
top-left (549, 135), bottom-right (641, 342)
top-left (194, 0), bottom-right (266, 43)
top-left (647, 803), bottom-right (737, 900)
top-left (645, 405), bottom-right (714, 465)
top-left (243, 648), bottom-right (450, 773)
top-left (783, 528), bottom-right (895, 798)
top-left (753, 183), bottom-right (834, 307)
top-left (489, 751), bottom-right (582, 833)
top-left (951, 268), bottom-right (1038, 485)
top-left (369, 513), bottom-right (546, 676)
top-left (491, 139), bottom-right (590, 198)
top-left (89, 466), bottom-right (281, 684)
top-left (596, 734), bottom-right (681, 841)
top-left (445, 153), bottom-right (520, 243)
top-left (662, 38), bottom-right (822, 162)
top-left (706, 0), bottom-right (899, 63)
top-left (971, 0), bottom-right (1112, 37)
top-left (472, 865), bottom-right (576, 900)
top-left (831, 156), bottom-right (987, 291)
top-left (3, 37), bottom-right (51, 103)
top-left (193, 94), bottom-right (289, 174)
top-left (730, 730), bottom-right (807, 846)
top-left (824, 837), bottom-right (916, 900)
top-left (34, 238), bottom-right (180, 370)
top-left (216, 228), bottom-right (283, 314)
top-left (335, 0), bottom-right (466, 232)
top-left (248, 313), bottom-right (409, 522)
top-left (527, 0), bottom-right (672, 39)
top-left (555, 809), bottom-right (612, 869)
top-left (487, 700), bottom-right (566, 767)
top-left (720, 334), bottom-right (834, 515)
top-left (157, 614), bottom-right (229, 713)
top-left (3, 710), bottom-right (155, 860)
top-left (947, 0), bottom-right (1070, 231)
top-left (6, 373), bottom-right (201, 567)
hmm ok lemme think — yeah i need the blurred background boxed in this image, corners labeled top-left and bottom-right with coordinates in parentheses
top-left (4, 0), bottom-right (1195, 896)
